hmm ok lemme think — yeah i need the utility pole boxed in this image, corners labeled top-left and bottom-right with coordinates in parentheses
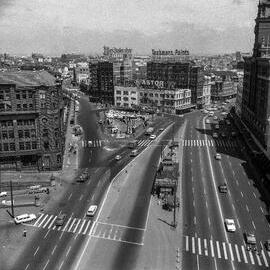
top-left (173, 180), bottom-right (177, 228)
top-left (10, 181), bottom-right (14, 218)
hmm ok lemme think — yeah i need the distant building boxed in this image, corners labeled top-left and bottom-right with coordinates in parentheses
top-left (89, 61), bottom-right (114, 104)
top-left (114, 86), bottom-right (139, 108)
top-left (75, 62), bottom-right (89, 84)
top-left (210, 80), bottom-right (236, 102)
top-left (0, 71), bottom-right (64, 171)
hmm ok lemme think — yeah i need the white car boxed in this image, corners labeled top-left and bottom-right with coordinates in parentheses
top-left (215, 153), bottom-right (221, 160)
top-left (115, 155), bottom-right (122, 161)
top-left (0, 191), bottom-right (7, 197)
top-left (14, 213), bottom-right (37, 224)
top-left (213, 132), bottom-right (218, 138)
top-left (225, 219), bottom-right (236, 232)
top-left (150, 134), bottom-right (156, 140)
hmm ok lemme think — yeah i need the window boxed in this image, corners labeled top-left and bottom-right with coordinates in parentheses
top-left (8, 130), bottom-right (14, 139)
top-left (123, 91), bottom-right (128, 95)
top-left (3, 143), bottom-right (9, 151)
top-left (39, 91), bottom-right (46, 99)
top-left (6, 102), bottom-right (12, 111)
top-left (44, 141), bottom-right (49, 150)
top-left (28, 91), bottom-right (33, 98)
top-left (32, 141), bottom-right (37, 149)
top-left (10, 143), bottom-right (15, 151)
top-left (7, 120), bottom-right (13, 126)
top-left (149, 93), bottom-right (153, 97)
top-left (41, 102), bottom-right (46, 109)
top-left (155, 93), bottom-right (158, 97)
top-left (17, 120), bottom-right (23, 126)
top-left (1, 121), bottom-right (6, 127)
top-left (54, 128), bottom-right (59, 138)
top-left (57, 154), bottom-right (61, 163)
top-left (140, 93), bottom-right (143, 96)
top-left (31, 129), bottom-right (36, 138)
top-left (23, 104), bottom-right (28, 110)
top-left (19, 142), bottom-right (24, 150)
top-left (0, 144), bottom-right (2, 152)
top-left (17, 104), bottom-right (21, 111)
top-left (24, 130), bottom-right (30, 138)
top-left (0, 93), bottom-right (4, 100)
top-left (16, 92), bottom-right (20, 99)
top-left (116, 97), bottom-right (121, 101)
top-left (116, 90), bottom-right (121, 95)
top-left (43, 129), bottom-right (48, 137)
top-left (123, 97), bottom-right (129, 101)
top-left (29, 119), bottom-right (35, 126)
top-left (18, 130), bottom-right (23, 138)
top-left (0, 103), bottom-right (4, 111)
top-left (25, 142), bottom-right (31, 150)
top-left (22, 91), bottom-right (27, 99)
top-left (2, 131), bottom-right (8, 140)
top-left (29, 103), bottom-right (33, 110)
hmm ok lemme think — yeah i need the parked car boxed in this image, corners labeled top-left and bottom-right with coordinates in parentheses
top-left (213, 132), bottom-right (218, 138)
top-left (150, 134), bottom-right (157, 140)
top-left (245, 232), bottom-right (256, 245)
top-left (14, 213), bottom-right (36, 224)
top-left (218, 184), bottom-right (228, 193)
top-left (55, 213), bottom-right (67, 226)
top-left (115, 155), bottom-right (122, 161)
top-left (0, 191), bottom-right (7, 197)
top-left (225, 219), bottom-right (236, 232)
top-left (215, 153), bottom-right (221, 160)
top-left (221, 132), bottom-right (226, 138)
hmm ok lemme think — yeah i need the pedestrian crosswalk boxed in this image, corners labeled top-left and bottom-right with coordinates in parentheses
top-left (180, 139), bottom-right (238, 148)
top-left (23, 213), bottom-right (144, 245)
top-left (184, 235), bottom-right (270, 267)
top-left (81, 139), bottom-right (108, 148)
top-left (25, 213), bottom-right (93, 236)
top-left (137, 139), bottom-right (152, 148)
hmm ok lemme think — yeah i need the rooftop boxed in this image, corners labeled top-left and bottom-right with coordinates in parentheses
top-left (0, 70), bottom-right (56, 87)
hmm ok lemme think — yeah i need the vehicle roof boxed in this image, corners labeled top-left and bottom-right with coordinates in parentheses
top-left (16, 213), bottom-right (30, 219)
top-left (89, 205), bottom-right (97, 210)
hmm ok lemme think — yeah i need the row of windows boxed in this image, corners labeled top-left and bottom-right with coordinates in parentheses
top-left (0, 129), bottom-right (36, 140)
top-left (0, 120), bottom-right (13, 127)
top-left (0, 141), bottom-right (37, 152)
top-left (16, 103), bottom-right (34, 111)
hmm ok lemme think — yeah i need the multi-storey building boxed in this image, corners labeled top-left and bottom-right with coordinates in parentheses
top-left (242, 0), bottom-right (270, 152)
top-left (210, 80), bottom-right (236, 102)
top-left (114, 86), bottom-right (139, 108)
top-left (89, 61), bottom-right (114, 105)
top-left (0, 71), bottom-right (64, 171)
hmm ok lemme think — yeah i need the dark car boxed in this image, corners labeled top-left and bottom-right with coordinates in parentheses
top-left (218, 184), bottom-right (228, 193)
top-left (244, 232), bottom-right (256, 245)
top-left (55, 214), bottom-right (67, 226)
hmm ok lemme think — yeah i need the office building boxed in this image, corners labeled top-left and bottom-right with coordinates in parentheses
top-left (0, 71), bottom-right (64, 171)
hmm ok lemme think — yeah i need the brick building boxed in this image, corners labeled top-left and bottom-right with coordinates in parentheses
top-left (0, 71), bottom-right (64, 171)
top-left (89, 61), bottom-right (114, 105)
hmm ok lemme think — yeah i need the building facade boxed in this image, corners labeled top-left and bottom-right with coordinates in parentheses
top-left (0, 71), bottom-right (64, 171)
top-left (89, 61), bottom-right (114, 104)
top-left (114, 86), bottom-right (139, 108)
top-left (242, 0), bottom-right (270, 152)
top-left (210, 80), bottom-right (236, 101)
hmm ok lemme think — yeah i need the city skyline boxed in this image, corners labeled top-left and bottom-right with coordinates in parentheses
top-left (0, 0), bottom-right (258, 56)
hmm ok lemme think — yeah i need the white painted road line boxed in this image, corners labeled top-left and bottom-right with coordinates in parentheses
top-left (260, 206), bottom-right (264, 214)
top-left (34, 246), bottom-right (39, 256)
top-left (246, 205), bottom-right (249, 212)
top-left (253, 192), bottom-right (256, 198)
top-left (248, 250), bottom-right (255, 265)
top-left (204, 239), bottom-right (208, 256)
top-left (33, 214), bottom-right (44, 226)
top-left (256, 252), bottom-right (262, 266)
top-left (68, 193), bottom-right (72, 200)
top-left (78, 220), bottom-right (86, 234)
top-left (198, 238), bottom-right (201, 255)
top-left (261, 249), bottom-right (269, 267)
top-left (66, 246), bottom-right (71, 257)
top-left (73, 219), bottom-right (81, 233)
top-left (42, 259), bottom-right (50, 270)
top-left (185, 236), bottom-right (189, 251)
top-left (228, 243), bottom-right (234, 261)
top-left (62, 217), bottom-right (72, 232)
top-left (210, 240), bottom-right (215, 257)
top-left (79, 194), bottom-right (83, 201)
top-left (48, 216), bottom-right (57, 229)
top-left (235, 244), bottom-right (241, 262)
top-left (51, 245), bottom-right (57, 255)
top-left (59, 261), bottom-right (64, 270)
top-left (241, 245), bottom-right (248, 263)
top-left (222, 242), bottom-right (228, 260)
top-left (43, 215), bottom-right (53, 228)
top-left (44, 230), bottom-right (50, 239)
top-left (68, 219), bottom-right (77, 232)
top-left (192, 237), bottom-right (195, 254)
top-left (83, 220), bottom-right (91, 235)
top-left (216, 241), bottom-right (221, 258)
top-left (24, 264), bottom-right (29, 270)
top-left (38, 214), bottom-right (48, 227)
top-left (240, 191), bottom-right (243, 198)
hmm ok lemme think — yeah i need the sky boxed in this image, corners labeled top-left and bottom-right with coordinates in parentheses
top-left (0, 0), bottom-right (259, 56)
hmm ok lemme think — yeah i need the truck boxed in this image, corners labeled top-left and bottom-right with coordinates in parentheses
top-left (145, 127), bottom-right (154, 135)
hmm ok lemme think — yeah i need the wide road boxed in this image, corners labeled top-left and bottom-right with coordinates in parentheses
top-left (11, 99), bottom-right (174, 270)
top-left (182, 108), bottom-right (270, 270)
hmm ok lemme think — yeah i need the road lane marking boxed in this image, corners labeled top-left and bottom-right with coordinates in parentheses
top-left (62, 217), bottom-right (72, 231)
top-left (236, 180), bottom-right (239, 186)
top-left (260, 206), bottom-right (264, 214)
top-left (59, 231), bottom-right (64, 239)
top-left (198, 238), bottom-right (201, 255)
top-left (68, 193), bottom-right (72, 200)
top-left (42, 259), bottom-right (50, 270)
top-left (228, 243), bottom-right (234, 261)
top-left (241, 245), bottom-right (248, 263)
top-left (66, 246), bottom-right (71, 257)
top-left (248, 250), bottom-right (255, 264)
top-left (261, 249), bottom-right (269, 267)
top-left (38, 214), bottom-right (48, 227)
top-left (77, 220), bottom-right (86, 234)
top-left (208, 217), bottom-right (211, 226)
top-left (235, 244), bottom-right (241, 262)
top-left (51, 245), bottom-right (57, 255)
top-left (210, 240), bottom-right (215, 257)
top-left (79, 194), bottom-right (83, 201)
top-left (240, 191), bottom-right (243, 198)
top-left (194, 217), bottom-right (196, 225)
top-left (34, 246), bottom-right (39, 256)
top-left (253, 192), bottom-right (256, 198)
top-left (252, 221), bottom-right (256, 230)
top-left (192, 237), bottom-right (195, 254)
top-left (44, 230), bottom-right (50, 239)
top-left (83, 220), bottom-right (91, 235)
top-left (185, 236), bottom-right (189, 251)
top-left (246, 205), bottom-right (249, 212)
top-left (33, 214), bottom-right (44, 226)
top-left (24, 264), bottom-right (29, 270)
top-left (255, 252), bottom-right (262, 266)
top-left (68, 219), bottom-right (77, 232)
top-left (204, 239), bottom-right (208, 256)
top-left (73, 219), bottom-right (81, 233)
top-left (236, 218), bottom-right (240, 229)
top-left (48, 216), bottom-right (57, 229)
top-left (222, 242), bottom-right (228, 260)
top-left (43, 215), bottom-right (53, 228)
top-left (216, 241), bottom-right (221, 258)
top-left (59, 261), bottom-right (64, 270)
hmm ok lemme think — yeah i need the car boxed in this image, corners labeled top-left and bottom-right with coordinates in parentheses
top-left (0, 191), bottom-right (7, 197)
top-left (87, 205), bottom-right (98, 217)
top-left (14, 213), bottom-right (37, 224)
top-left (215, 153), bottom-right (221, 160)
top-left (77, 169), bottom-right (89, 182)
top-left (55, 213), bottom-right (67, 226)
top-left (150, 134), bottom-right (156, 140)
top-left (115, 155), bottom-right (122, 161)
top-left (225, 219), bottom-right (236, 232)
top-left (226, 120), bottom-right (231, 125)
top-left (213, 132), bottom-right (218, 138)
top-left (130, 149), bottom-right (138, 157)
top-left (245, 232), bottom-right (256, 245)
top-left (159, 128), bottom-right (165, 131)
top-left (265, 240), bottom-right (270, 251)
top-left (213, 116), bottom-right (218, 120)
top-left (206, 119), bottom-right (210, 124)
top-left (219, 184), bottom-right (228, 193)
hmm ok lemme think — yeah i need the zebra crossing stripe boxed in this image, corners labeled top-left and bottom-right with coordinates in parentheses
top-left (248, 250), bottom-right (255, 265)
top-left (255, 252), bottom-right (262, 266)
top-left (261, 249), bottom-right (269, 267)
top-left (235, 244), bottom-right (241, 262)
top-left (38, 214), bottom-right (48, 227)
top-left (210, 240), bottom-right (215, 257)
top-left (216, 241), bottom-right (221, 258)
top-left (202, 140), bottom-right (205, 146)
top-left (68, 218), bottom-right (77, 232)
top-left (62, 217), bottom-right (72, 232)
top-left (48, 216), bottom-right (57, 229)
top-left (33, 214), bottom-right (44, 226)
top-left (228, 243), bottom-right (234, 261)
top-left (204, 239), bottom-right (208, 256)
top-left (185, 236), bottom-right (189, 251)
top-left (198, 238), bottom-right (202, 255)
top-left (78, 220), bottom-right (86, 234)
top-left (83, 220), bottom-right (91, 235)
top-left (192, 237), bottom-right (195, 254)
top-left (43, 215), bottom-right (53, 228)
top-left (73, 219), bottom-right (81, 233)
top-left (241, 245), bottom-right (248, 263)
top-left (222, 242), bottom-right (228, 260)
